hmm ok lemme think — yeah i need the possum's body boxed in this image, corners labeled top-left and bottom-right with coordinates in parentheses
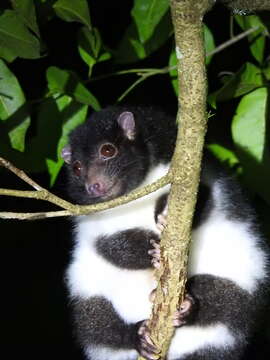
top-left (63, 107), bottom-right (269, 360)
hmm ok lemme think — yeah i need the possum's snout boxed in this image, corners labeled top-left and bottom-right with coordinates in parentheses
top-left (85, 174), bottom-right (121, 200)
top-left (86, 181), bottom-right (108, 198)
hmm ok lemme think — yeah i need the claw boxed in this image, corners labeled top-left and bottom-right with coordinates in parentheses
top-left (156, 209), bottom-right (168, 233)
top-left (148, 239), bottom-right (161, 269)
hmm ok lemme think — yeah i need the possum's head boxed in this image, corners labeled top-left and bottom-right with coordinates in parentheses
top-left (61, 108), bottom-right (150, 204)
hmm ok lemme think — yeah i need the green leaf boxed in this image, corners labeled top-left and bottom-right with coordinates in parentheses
top-left (208, 62), bottom-right (263, 107)
top-left (11, 0), bottom-right (40, 37)
top-left (46, 96), bottom-right (88, 185)
top-left (131, 0), bottom-right (169, 44)
top-left (169, 50), bottom-right (178, 96)
top-left (204, 25), bottom-right (215, 65)
top-left (46, 66), bottom-right (100, 110)
top-left (25, 97), bottom-right (66, 173)
top-left (207, 144), bottom-right (240, 168)
top-left (232, 87), bottom-right (270, 203)
top-left (235, 15), bottom-right (266, 64)
top-left (0, 10), bottom-right (41, 61)
top-left (98, 52), bottom-right (111, 62)
top-left (0, 59), bottom-right (30, 151)
top-left (0, 47), bottom-right (17, 63)
top-left (232, 87), bottom-right (267, 164)
top-left (78, 27), bottom-right (111, 74)
top-left (53, 0), bottom-right (91, 29)
top-left (117, 24), bottom-right (146, 63)
top-left (263, 64), bottom-right (270, 81)
top-left (116, 11), bottom-right (172, 64)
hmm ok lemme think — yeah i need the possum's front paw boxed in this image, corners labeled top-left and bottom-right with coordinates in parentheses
top-left (173, 293), bottom-right (196, 327)
top-left (136, 320), bottom-right (161, 360)
top-left (149, 291), bottom-right (195, 326)
top-left (156, 204), bottom-right (168, 233)
top-left (148, 239), bottom-right (161, 269)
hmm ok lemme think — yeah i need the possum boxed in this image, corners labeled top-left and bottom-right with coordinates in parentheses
top-left (62, 106), bottom-right (269, 360)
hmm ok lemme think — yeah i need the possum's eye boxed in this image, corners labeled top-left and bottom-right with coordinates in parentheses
top-left (72, 160), bottom-right (82, 176)
top-left (99, 143), bottom-right (118, 159)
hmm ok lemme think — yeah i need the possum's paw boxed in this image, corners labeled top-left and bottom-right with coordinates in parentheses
top-left (156, 204), bottom-right (168, 233)
top-left (148, 239), bottom-right (161, 269)
top-left (149, 291), bottom-right (195, 325)
top-left (173, 293), bottom-right (195, 327)
top-left (136, 320), bottom-right (161, 360)
top-left (149, 288), bottom-right (156, 303)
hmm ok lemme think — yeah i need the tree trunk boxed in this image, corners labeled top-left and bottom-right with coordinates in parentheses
top-left (139, 1), bottom-right (215, 359)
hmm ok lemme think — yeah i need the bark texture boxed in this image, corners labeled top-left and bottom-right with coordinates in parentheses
top-left (140, 1), bottom-right (215, 359)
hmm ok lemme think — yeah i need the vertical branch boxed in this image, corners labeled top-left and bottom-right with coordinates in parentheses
top-left (142, 1), bottom-right (215, 359)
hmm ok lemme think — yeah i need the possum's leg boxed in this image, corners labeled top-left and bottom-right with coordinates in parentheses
top-left (72, 296), bottom-right (139, 360)
top-left (72, 296), bottom-right (161, 360)
top-left (167, 274), bottom-right (256, 360)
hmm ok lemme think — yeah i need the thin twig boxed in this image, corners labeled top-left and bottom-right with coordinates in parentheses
top-left (0, 210), bottom-right (72, 220)
top-left (0, 155), bottom-right (171, 220)
top-left (0, 188), bottom-right (73, 210)
top-left (117, 74), bottom-right (152, 102)
top-left (0, 157), bottom-right (42, 191)
top-left (0, 157), bottom-right (76, 211)
top-left (206, 26), bottom-right (260, 58)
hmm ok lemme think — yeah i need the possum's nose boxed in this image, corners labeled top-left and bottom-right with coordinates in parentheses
top-left (86, 182), bottom-right (106, 197)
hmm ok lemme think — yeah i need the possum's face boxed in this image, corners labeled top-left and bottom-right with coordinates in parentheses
top-left (62, 110), bottom-right (150, 204)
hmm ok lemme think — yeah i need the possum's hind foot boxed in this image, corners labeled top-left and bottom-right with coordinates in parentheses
top-left (136, 320), bottom-right (161, 360)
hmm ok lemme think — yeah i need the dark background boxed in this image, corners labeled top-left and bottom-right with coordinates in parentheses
top-left (0, 1), bottom-right (270, 359)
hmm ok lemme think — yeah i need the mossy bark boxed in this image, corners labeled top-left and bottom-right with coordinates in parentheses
top-left (139, 1), bottom-right (215, 359)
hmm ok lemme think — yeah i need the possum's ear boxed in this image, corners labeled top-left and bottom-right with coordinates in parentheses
top-left (61, 145), bottom-right (72, 164)
top-left (117, 111), bottom-right (136, 140)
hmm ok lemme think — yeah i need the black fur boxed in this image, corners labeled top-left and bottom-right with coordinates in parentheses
top-left (186, 275), bottom-right (254, 329)
top-left (95, 229), bottom-right (159, 269)
top-left (182, 347), bottom-right (245, 360)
